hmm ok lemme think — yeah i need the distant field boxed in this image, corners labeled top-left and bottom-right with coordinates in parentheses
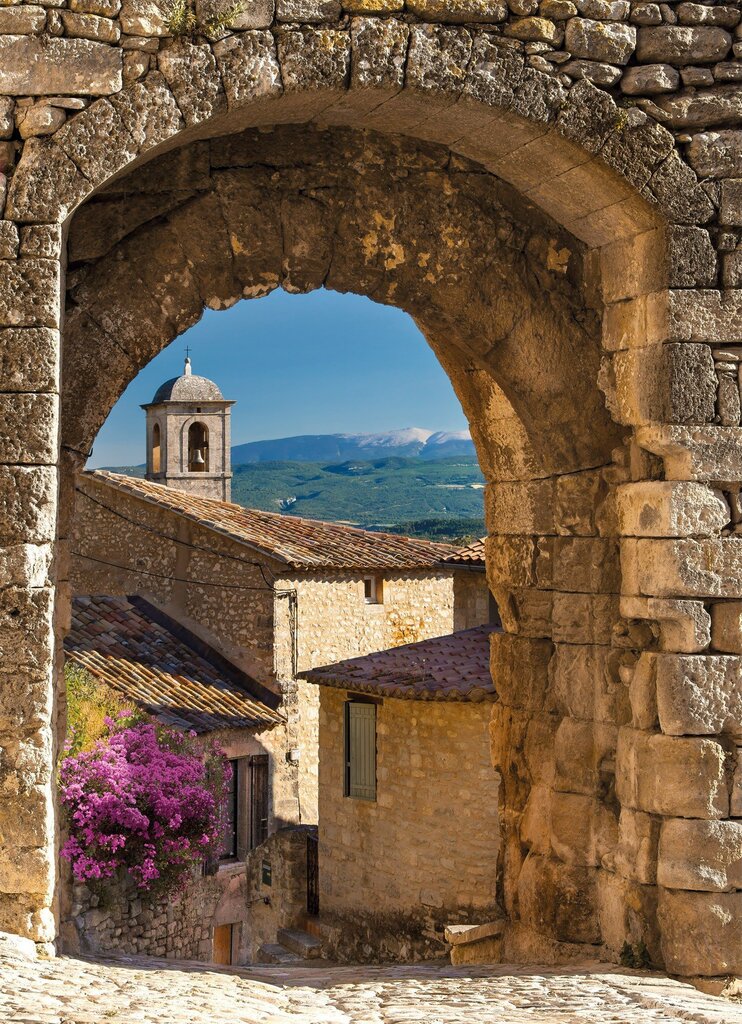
top-left (100, 456), bottom-right (486, 541)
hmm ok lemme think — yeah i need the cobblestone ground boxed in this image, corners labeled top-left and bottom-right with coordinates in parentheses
top-left (0, 942), bottom-right (740, 1024)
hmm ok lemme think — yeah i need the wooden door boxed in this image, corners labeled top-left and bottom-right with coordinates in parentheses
top-left (213, 923), bottom-right (233, 966)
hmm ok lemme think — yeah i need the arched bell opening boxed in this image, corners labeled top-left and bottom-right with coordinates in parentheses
top-left (187, 421), bottom-right (209, 473)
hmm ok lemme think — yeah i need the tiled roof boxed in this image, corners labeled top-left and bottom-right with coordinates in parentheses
top-left (85, 471), bottom-right (455, 571)
top-left (65, 595), bottom-right (284, 733)
top-left (441, 538), bottom-right (486, 567)
top-left (304, 624), bottom-right (499, 702)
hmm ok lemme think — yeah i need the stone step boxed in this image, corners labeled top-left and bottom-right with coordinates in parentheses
top-left (444, 920), bottom-right (505, 947)
top-left (276, 928), bottom-right (322, 959)
top-left (255, 943), bottom-right (304, 965)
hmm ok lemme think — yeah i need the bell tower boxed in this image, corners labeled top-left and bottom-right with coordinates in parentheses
top-left (142, 356), bottom-right (235, 502)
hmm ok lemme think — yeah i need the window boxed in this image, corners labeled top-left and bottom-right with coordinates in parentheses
top-left (344, 700), bottom-right (376, 801)
top-left (187, 421), bottom-right (209, 472)
top-left (151, 422), bottom-right (161, 474)
top-left (363, 576), bottom-right (383, 604)
top-left (219, 755), bottom-right (271, 861)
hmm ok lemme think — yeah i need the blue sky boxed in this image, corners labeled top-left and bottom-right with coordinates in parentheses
top-left (89, 289), bottom-right (469, 468)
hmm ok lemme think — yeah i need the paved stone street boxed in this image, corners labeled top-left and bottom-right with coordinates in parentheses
top-left (0, 941), bottom-right (740, 1024)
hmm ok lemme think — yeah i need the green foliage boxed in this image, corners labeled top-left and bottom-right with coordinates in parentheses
top-left (378, 516), bottom-right (484, 545)
top-left (620, 940), bottom-right (652, 969)
top-left (166, 0), bottom-right (244, 37)
top-left (64, 661), bottom-right (145, 757)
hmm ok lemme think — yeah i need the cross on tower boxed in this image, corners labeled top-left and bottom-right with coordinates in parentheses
top-left (185, 345), bottom-right (191, 360)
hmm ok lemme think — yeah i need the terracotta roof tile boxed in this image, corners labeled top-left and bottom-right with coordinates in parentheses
top-left (304, 624), bottom-right (499, 702)
top-left (441, 537), bottom-right (486, 567)
top-left (86, 471), bottom-right (455, 572)
top-left (65, 595), bottom-right (283, 733)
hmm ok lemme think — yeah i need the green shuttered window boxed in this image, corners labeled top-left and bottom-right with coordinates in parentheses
top-left (344, 700), bottom-right (377, 801)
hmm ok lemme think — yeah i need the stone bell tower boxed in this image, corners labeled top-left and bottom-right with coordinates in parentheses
top-left (142, 356), bottom-right (235, 502)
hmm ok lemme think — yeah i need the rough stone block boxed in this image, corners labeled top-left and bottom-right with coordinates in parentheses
top-left (485, 535), bottom-right (540, 590)
top-left (18, 225), bottom-right (62, 260)
top-left (109, 73), bottom-right (184, 154)
top-left (0, 394), bottom-right (57, 465)
top-left (637, 424), bottom-right (742, 482)
top-left (656, 652), bottom-right (742, 736)
top-left (0, 259), bottom-right (59, 330)
top-left (0, 466), bottom-right (56, 546)
top-left (550, 793), bottom-right (618, 867)
top-left (720, 179), bottom-right (742, 227)
top-left (0, 6), bottom-right (46, 34)
top-left (484, 480), bottom-right (555, 536)
top-left (658, 819), bottom-right (742, 891)
top-left (610, 808), bottom-right (659, 884)
top-left (616, 727), bottom-right (729, 818)
top-left (551, 592), bottom-right (618, 645)
top-left (119, 0), bottom-right (170, 34)
top-left (520, 784), bottom-right (551, 854)
top-left (620, 596), bottom-right (711, 653)
top-left (350, 16), bottom-right (408, 91)
top-left (403, 23), bottom-right (472, 105)
top-left (597, 872), bottom-right (661, 966)
top-left (688, 130), bottom-right (742, 179)
top-left (606, 344), bottom-right (717, 427)
top-left (615, 482), bottom-right (728, 538)
top-left (636, 25), bottom-right (731, 64)
top-left (554, 470), bottom-right (608, 537)
top-left (658, 889), bottom-right (742, 976)
top-left (554, 718), bottom-right (617, 795)
top-left (549, 644), bottom-right (629, 724)
top-left (408, 0), bottom-right (506, 19)
top-left (5, 137), bottom-right (90, 223)
top-left (60, 10), bottom-right (120, 42)
top-left (667, 226), bottom-right (717, 288)
top-left (620, 63), bottom-right (678, 95)
top-left (551, 537), bottom-right (620, 594)
top-left (158, 39), bottom-right (226, 125)
top-left (636, 537), bottom-right (742, 599)
top-left (0, 328), bottom-right (57, 394)
top-left (0, 36), bottom-right (121, 95)
top-left (490, 631), bottom-right (553, 711)
top-left (277, 26), bottom-right (350, 94)
top-left (564, 16), bottom-right (635, 63)
top-left (518, 854), bottom-right (600, 944)
top-left (668, 289), bottom-right (742, 345)
top-left (276, 0), bottom-right (340, 20)
top-left (711, 601), bottom-right (742, 655)
top-left (496, 587), bottom-right (553, 638)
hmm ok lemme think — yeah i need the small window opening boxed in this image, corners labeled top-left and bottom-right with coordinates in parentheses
top-left (220, 757), bottom-right (239, 860)
top-left (188, 421), bottom-right (209, 472)
top-left (363, 576), bottom-right (383, 604)
top-left (344, 700), bottom-right (377, 801)
top-left (151, 422), bottom-right (161, 474)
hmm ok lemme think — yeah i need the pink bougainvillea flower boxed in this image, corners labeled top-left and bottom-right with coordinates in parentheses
top-left (59, 720), bottom-right (231, 896)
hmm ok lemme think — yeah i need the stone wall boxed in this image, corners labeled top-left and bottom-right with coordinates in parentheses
top-left (317, 687), bottom-right (499, 962)
top-left (61, 723), bottom-right (301, 960)
top-left (275, 571), bottom-right (458, 678)
top-left (0, 0), bottom-right (741, 984)
top-left (453, 570), bottom-right (492, 632)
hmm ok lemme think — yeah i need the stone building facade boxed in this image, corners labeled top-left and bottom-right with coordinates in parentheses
top-left (61, 593), bottom-right (301, 963)
top-left (306, 626), bottom-right (500, 962)
top-left (0, 0), bottom-right (742, 990)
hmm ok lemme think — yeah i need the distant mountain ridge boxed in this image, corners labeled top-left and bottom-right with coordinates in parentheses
top-left (231, 428), bottom-right (475, 463)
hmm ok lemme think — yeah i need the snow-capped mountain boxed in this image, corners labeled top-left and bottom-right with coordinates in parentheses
top-left (231, 428), bottom-right (475, 464)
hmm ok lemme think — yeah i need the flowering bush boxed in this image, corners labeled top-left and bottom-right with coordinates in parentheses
top-left (59, 716), bottom-right (231, 896)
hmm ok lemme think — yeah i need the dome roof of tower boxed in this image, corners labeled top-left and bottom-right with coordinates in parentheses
top-left (150, 358), bottom-right (224, 404)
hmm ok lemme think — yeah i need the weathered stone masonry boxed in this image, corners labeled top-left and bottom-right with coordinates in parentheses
top-left (1, 0), bottom-right (742, 986)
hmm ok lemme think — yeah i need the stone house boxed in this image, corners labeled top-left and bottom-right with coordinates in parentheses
top-left (304, 624), bottom-right (501, 963)
top-left (62, 593), bottom-right (291, 964)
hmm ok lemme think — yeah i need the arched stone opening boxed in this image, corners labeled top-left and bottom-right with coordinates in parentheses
top-left (57, 117), bottom-right (654, 968)
top-left (2, 27), bottom-right (739, 986)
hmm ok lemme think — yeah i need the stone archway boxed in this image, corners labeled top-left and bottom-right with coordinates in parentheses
top-left (0, 15), bottom-right (740, 986)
